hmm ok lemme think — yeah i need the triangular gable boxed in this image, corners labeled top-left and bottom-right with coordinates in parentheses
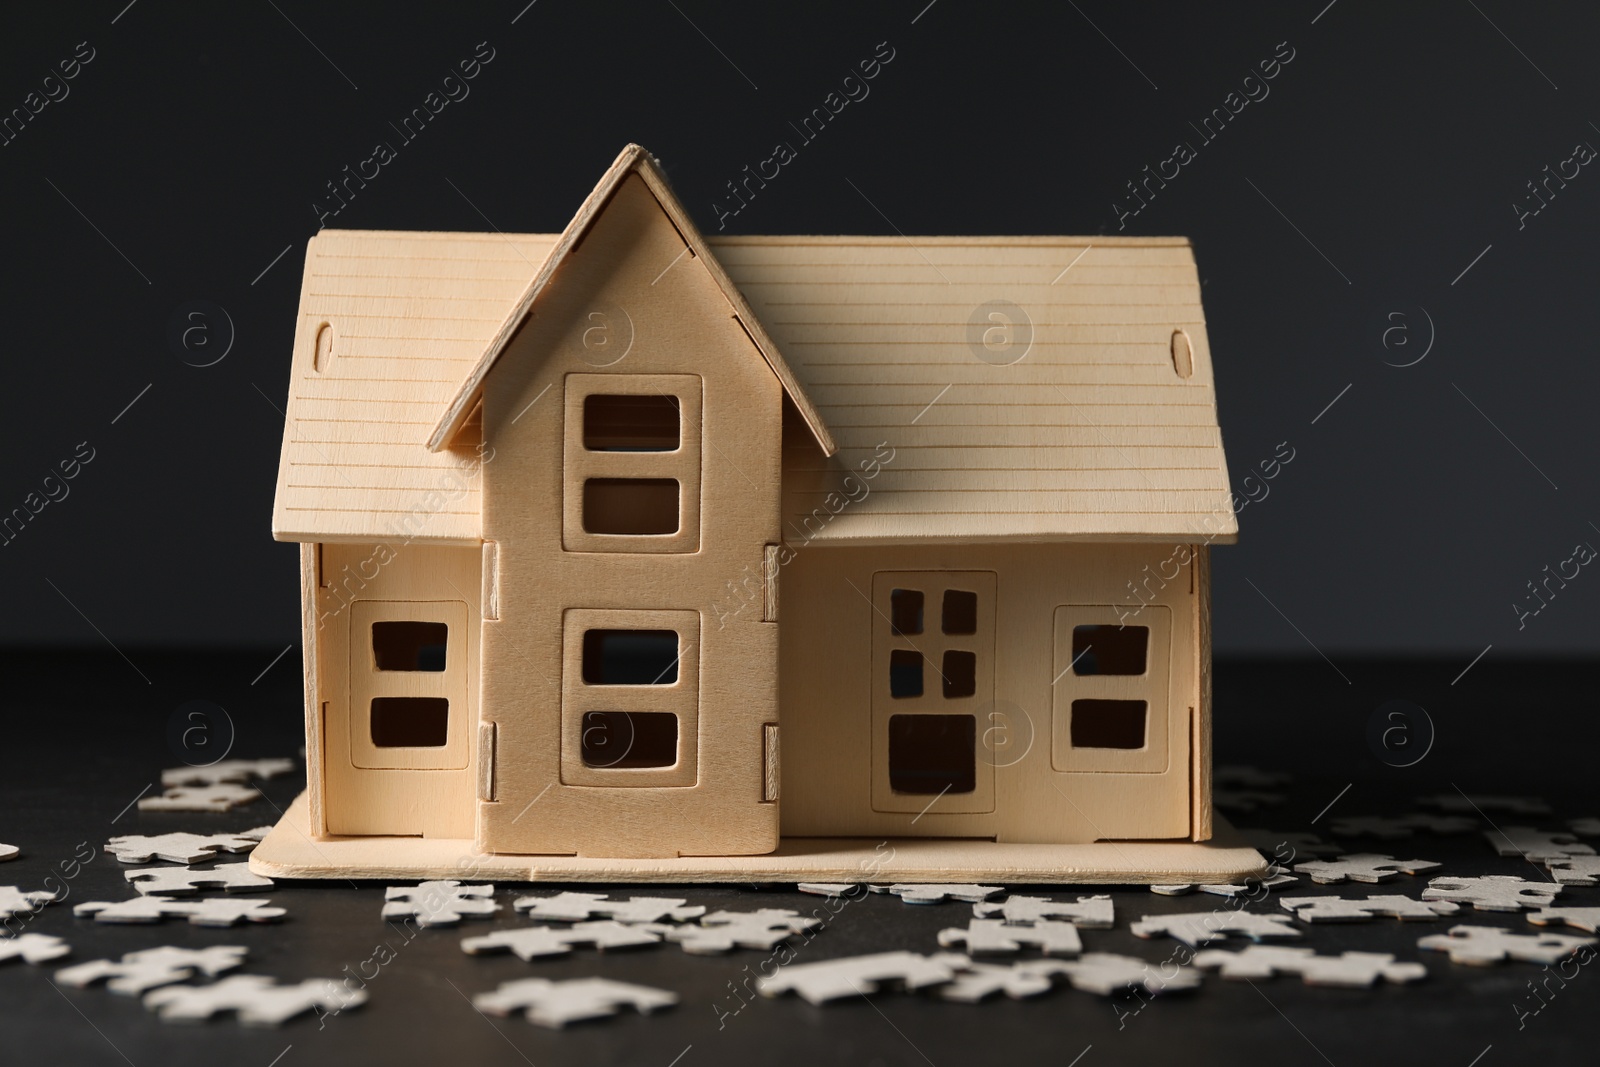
top-left (427, 144), bottom-right (835, 456)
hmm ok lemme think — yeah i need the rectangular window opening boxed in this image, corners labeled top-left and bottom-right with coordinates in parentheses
top-left (583, 394), bottom-right (681, 452)
top-left (582, 629), bottom-right (680, 685)
top-left (370, 697), bottom-right (450, 748)
top-left (941, 650), bottom-right (976, 699)
top-left (1071, 625), bottom-right (1149, 675)
top-left (890, 589), bottom-right (924, 636)
top-left (942, 590), bottom-right (978, 635)
top-left (888, 714), bottom-right (976, 794)
top-left (371, 620), bottom-right (448, 672)
top-left (579, 711), bottom-right (678, 769)
top-left (889, 649), bottom-right (924, 699)
top-left (1070, 699), bottom-right (1147, 749)
top-left (582, 478), bottom-right (680, 536)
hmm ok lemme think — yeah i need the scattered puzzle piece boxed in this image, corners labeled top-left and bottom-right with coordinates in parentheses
top-left (1130, 910), bottom-right (1300, 948)
top-left (1526, 907), bottom-right (1600, 934)
top-left (1417, 794), bottom-right (1550, 817)
top-left (383, 881), bottom-right (497, 927)
top-left (1278, 894), bottom-right (1459, 922)
top-left (1213, 790), bottom-right (1284, 812)
top-left (651, 909), bottom-right (820, 954)
top-left (1546, 856), bottom-right (1600, 887)
top-left (1293, 853), bottom-right (1440, 885)
top-left (1193, 945), bottom-right (1425, 987)
top-left (973, 894), bottom-right (1113, 927)
top-left (1237, 830), bottom-right (1342, 859)
top-left (1423, 876), bottom-right (1561, 912)
top-left (1418, 924), bottom-right (1595, 966)
top-left (1214, 765), bottom-right (1290, 789)
top-left (461, 921), bottom-right (661, 961)
top-left (1568, 817), bottom-right (1600, 836)
top-left (57, 945), bottom-right (247, 995)
top-left (796, 883), bottom-right (875, 899)
top-left (0, 843), bottom-right (18, 862)
top-left (757, 951), bottom-right (959, 1004)
top-left (1052, 953), bottom-right (1202, 996)
top-left (125, 862), bottom-right (272, 896)
top-left (143, 975), bottom-right (365, 1027)
top-left (929, 954), bottom-right (1072, 1001)
top-left (1327, 814), bottom-right (1478, 839)
top-left (0, 886), bottom-right (57, 920)
top-left (139, 784), bottom-right (262, 813)
top-left (1151, 867), bottom-right (1296, 898)
top-left (160, 759), bottom-right (296, 787)
top-left (512, 891), bottom-right (702, 924)
top-left (106, 828), bottom-right (272, 865)
top-left (74, 896), bottom-right (287, 927)
top-left (1486, 827), bottom-right (1595, 864)
top-left (937, 919), bottom-right (1084, 956)
top-left (0, 933), bottom-right (69, 965)
top-left (474, 977), bottom-right (677, 1028)
top-left (874, 884), bottom-right (1003, 905)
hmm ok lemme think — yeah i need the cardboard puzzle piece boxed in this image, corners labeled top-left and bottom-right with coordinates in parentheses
top-left (796, 883), bottom-right (868, 899)
top-left (161, 759), bottom-right (296, 788)
top-left (1193, 945), bottom-right (1425, 988)
top-left (1327, 814), bottom-right (1478, 839)
top-left (1214, 765), bottom-right (1290, 789)
top-left (1418, 924), bottom-right (1596, 966)
top-left (757, 951), bottom-right (959, 1004)
top-left (1293, 853), bottom-right (1440, 885)
top-left (125, 862), bottom-right (273, 896)
top-left (512, 891), bottom-right (703, 924)
top-left (1213, 790), bottom-right (1284, 812)
top-left (652, 909), bottom-right (821, 954)
top-left (1487, 827), bottom-right (1595, 864)
top-left (474, 977), bottom-right (677, 1029)
top-left (0, 843), bottom-right (18, 862)
top-left (106, 827), bottom-right (272, 865)
top-left (1568, 817), bottom-right (1600, 836)
top-left (0, 933), bottom-right (69, 965)
top-left (1278, 894), bottom-right (1459, 922)
top-left (74, 896), bottom-right (287, 927)
top-left (1417, 794), bottom-right (1550, 817)
top-left (57, 945), bottom-right (248, 995)
top-left (973, 894), bottom-right (1114, 927)
top-left (874, 884), bottom-right (1003, 905)
top-left (937, 919), bottom-right (1084, 957)
top-left (1546, 856), bottom-right (1600, 887)
top-left (1423, 876), bottom-right (1562, 912)
top-left (1237, 830), bottom-right (1342, 860)
top-left (1130, 910), bottom-right (1301, 948)
top-left (1053, 953), bottom-right (1202, 996)
top-left (0, 886), bottom-right (57, 920)
top-left (1526, 907), bottom-right (1600, 934)
top-left (382, 881), bottom-right (497, 928)
top-left (928, 954), bottom-right (1071, 1001)
top-left (143, 974), bottom-right (366, 1027)
top-left (1151, 866), bottom-right (1296, 898)
top-left (139, 784), bottom-right (262, 813)
top-left (461, 921), bottom-right (662, 961)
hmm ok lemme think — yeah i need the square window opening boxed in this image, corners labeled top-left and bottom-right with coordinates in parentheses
top-left (888, 714), bottom-right (976, 794)
top-left (583, 394), bottom-right (681, 452)
top-left (579, 711), bottom-right (678, 769)
top-left (371, 621), bottom-right (448, 672)
top-left (582, 479), bottom-right (680, 536)
top-left (890, 589), bottom-right (924, 635)
top-left (1070, 699), bottom-right (1147, 749)
top-left (370, 697), bottom-right (449, 748)
top-left (942, 650), bottom-right (977, 699)
top-left (582, 629), bottom-right (680, 685)
top-left (1071, 625), bottom-right (1149, 675)
top-left (889, 649), bottom-right (924, 699)
top-left (942, 590), bottom-right (978, 635)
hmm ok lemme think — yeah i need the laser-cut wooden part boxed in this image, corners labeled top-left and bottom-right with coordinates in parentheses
top-left (1328, 815), bottom-right (1478, 839)
top-left (473, 977), bottom-right (677, 1029)
top-left (1130, 911), bottom-right (1300, 947)
top-left (512, 892), bottom-right (703, 924)
top-left (160, 759), bottom-right (295, 787)
top-left (1527, 907), bottom-right (1600, 933)
top-left (1546, 856), bottom-right (1600, 887)
top-left (1278, 895), bottom-right (1459, 922)
top-left (650, 909), bottom-right (821, 954)
top-left (124, 863), bottom-right (273, 896)
top-left (1486, 827), bottom-right (1595, 863)
top-left (139, 784), bottom-right (261, 812)
top-left (107, 828), bottom-right (271, 865)
top-left (74, 896), bottom-right (287, 927)
top-left (1418, 925), bottom-right (1596, 966)
top-left (973, 894), bottom-right (1113, 927)
top-left (1292, 854), bottom-right (1441, 885)
top-left (1417, 794), bottom-right (1550, 816)
top-left (462, 921), bottom-right (663, 961)
top-left (0, 933), bottom-right (69, 965)
top-left (381, 881), bottom-right (497, 927)
top-left (1192, 945), bottom-right (1425, 987)
top-left (937, 919), bottom-right (1084, 956)
top-left (1422, 876), bottom-right (1562, 912)
top-left (57, 946), bottom-right (247, 995)
top-left (0, 843), bottom-right (18, 862)
top-left (0, 886), bottom-right (57, 920)
top-left (757, 951), bottom-right (959, 1004)
top-left (142, 975), bottom-right (366, 1027)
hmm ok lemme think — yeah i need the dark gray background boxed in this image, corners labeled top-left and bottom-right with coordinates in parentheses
top-left (1, 0), bottom-right (1596, 658)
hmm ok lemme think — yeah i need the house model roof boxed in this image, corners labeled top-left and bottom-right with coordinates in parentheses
top-left (273, 149), bottom-right (1236, 547)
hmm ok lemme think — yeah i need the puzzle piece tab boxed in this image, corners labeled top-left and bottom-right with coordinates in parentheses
top-left (1418, 924), bottom-right (1596, 966)
top-left (57, 945), bottom-right (247, 995)
top-left (1130, 910), bottom-right (1300, 948)
top-left (1193, 945), bottom-right (1425, 987)
top-left (143, 975), bottom-right (365, 1027)
top-left (1423, 876), bottom-right (1561, 912)
top-left (125, 862), bottom-right (272, 896)
top-left (0, 933), bottom-right (69, 965)
top-left (474, 977), bottom-right (677, 1028)
top-left (106, 828), bottom-right (272, 865)
top-left (653, 909), bottom-right (820, 954)
top-left (138, 784), bottom-right (262, 813)
top-left (382, 881), bottom-right (497, 927)
top-left (512, 891), bottom-right (702, 924)
top-left (461, 921), bottom-right (661, 961)
top-left (973, 894), bottom-right (1113, 927)
top-left (74, 895), bottom-right (287, 927)
top-left (1546, 857), bottom-right (1600, 887)
top-left (937, 919), bottom-right (1083, 956)
top-left (160, 759), bottom-right (296, 787)
top-left (1293, 853), bottom-right (1440, 885)
top-left (757, 951), bottom-right (959, 1004)
top-left (1278, 894), bottom-right (1459, 922)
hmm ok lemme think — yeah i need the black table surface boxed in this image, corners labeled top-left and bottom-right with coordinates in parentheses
top-left (3, 650), bottom-right (1595, 1066)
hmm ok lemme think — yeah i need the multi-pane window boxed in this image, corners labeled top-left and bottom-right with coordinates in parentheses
top-left (1051, 605), bottom-right (1171, 773)
top-left (349, 601), bottom-right (470, 771)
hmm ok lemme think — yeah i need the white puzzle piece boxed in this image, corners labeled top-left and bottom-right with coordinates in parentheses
top-left (1546, 856), bottom-right (1600, 887)
top-left (1130, 910), bottom-right (1301, 947)
top-left (382, 881), bottom-right (497, 928)
top-left (937, 919), bottom-right (1083, 956)
top-left (474, 977), bottom-right (677, 1028)
top-left (512, 891), bottom-right (703, 924)
top-left (0, 886), bottom-right (57, 920)
top-left (1193, 945), bottom-right (1425, 987)
top-left (757, 951), bottom-right (959, 1004)
top-left (0, 933), bottom-right (69, 965)
top-left (75, 896), bottom-right (287, 926)
top-left (1327, 815), bottom-right (1478, 839)
top-left (652, 909), bottom-right (820, 954)
top-left (57, 945), bottom-right (247, 995)
top-left (1526, 907), bottom-right (1600, 934)
top-left (0, 843), bottom-right (18, 862)
top-left (106, 828), bottom-right (272, 865)
top-left (1052, 953), bottom-right (1202, 996)
top-left (1278, 894), bottom-right (1459, 922)
top-left (1486, 827), bottom-right (1595, 864)
top-left (461, 921), bottom-right (662, 961)
top-left (1418, 924), bottom-right (1596, 966)
top-left (1417, 794), bottom-right (1550, 816)
top-left (875, 884), bottom-right (1004, 905)
top-left (929, 954), bottom-right (1071, 1001)
top-left (1293, 853), bottom-right (1440, 885)
top-left (973, 894), bottom-right (1114, 927)
top-left (160, 759), bottom-right (296, 787)
top-left (138, 784), bottom-right (262, 813)
top-left (143, 975), bottom-right (365, 1027)
top-left (125, 862), bottom-right (272, 896)
top-left (1422, 876), bottom-right (1562, 912)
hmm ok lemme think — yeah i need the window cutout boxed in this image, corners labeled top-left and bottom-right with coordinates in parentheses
top-left (579, 711), bottom-right (678, 769)
top-left (890, 589), bottom-right (923, 635)
top-left (942, 650), bottom-right (976, 699)
top-left (1071, 625), bottom-right (1149, 675)
top-left (582, 629), bottom-right (680, 685)
top-left (371, 621), bottom-right (448, 672)
top-left (888, 714), bottom-right (976, 794)
top-left (582, 478), bottom-right (679, 536)
top-left (583, 394), bottom-right (681, 452)
top-left (1070, 699), bottom-right (1147, 749)
top-left (889, 650), bottom-right (924, 698)
top-left (370, 697), bottom-right (449, 747)
top-left (942, 590), bottom-right (978, 635)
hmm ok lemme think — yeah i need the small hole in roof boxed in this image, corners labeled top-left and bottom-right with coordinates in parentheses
top-left (313, 323), bottom-right (333, 372)
top-left (1171, 329), bottom-right (1193, 379)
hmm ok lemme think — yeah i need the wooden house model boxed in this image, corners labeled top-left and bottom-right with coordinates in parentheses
top-left (252, 144), bottom-right (1262, 883)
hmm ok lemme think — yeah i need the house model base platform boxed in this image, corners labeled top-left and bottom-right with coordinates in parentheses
top-left (249, 793), bottom-right (1265, 885)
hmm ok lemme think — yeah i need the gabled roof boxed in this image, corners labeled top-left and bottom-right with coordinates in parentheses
top-left (426, 144), bottom-right (835, 456)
